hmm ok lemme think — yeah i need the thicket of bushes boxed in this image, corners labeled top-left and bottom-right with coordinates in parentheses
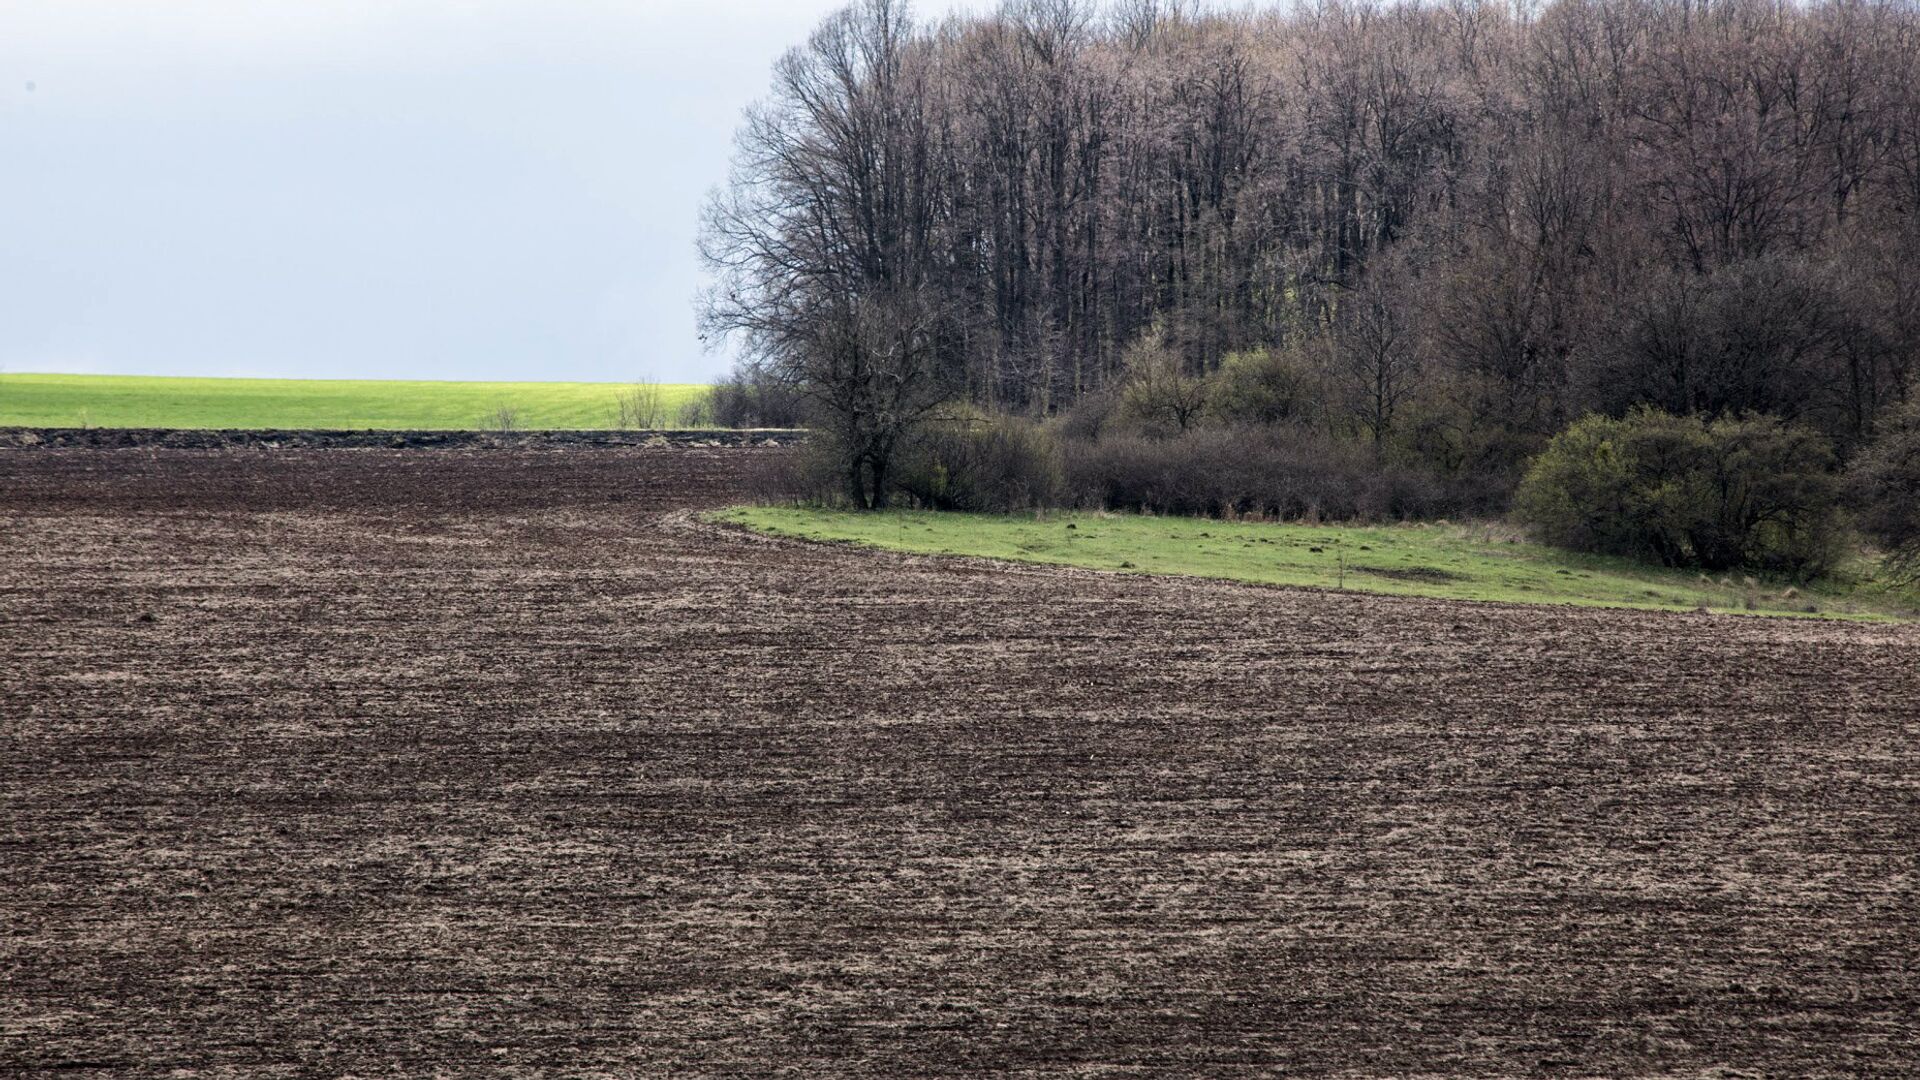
top-left (734, 354), bottom-right (1917, 584)
top-left (1849, 400), bottom-right (1920, 583)
top-left (1063, 430), bottom-right (1449, 522)
top-left (711, 370), bottom-right (806, 430)
top-left (892, 418), bottom-right (1063, 513)
top-left (1513, 410), bottom-right (1844, 578)
top-left (781, 415), bottom-right (1478, 523)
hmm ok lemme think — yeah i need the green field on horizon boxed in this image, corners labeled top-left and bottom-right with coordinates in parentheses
top-left (0, 373), bottom-right (713, 431)
top-left (718, 506), bottom-right (1920, 621)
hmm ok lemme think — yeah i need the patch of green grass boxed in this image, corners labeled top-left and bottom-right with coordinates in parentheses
top-left (0, 373), bottom-right (713, 431)
top-left (715, 506), bottom-right (1919, 621)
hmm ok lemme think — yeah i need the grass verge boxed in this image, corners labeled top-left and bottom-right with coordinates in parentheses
top-left (715, 506), bottom-right (1919, 621)
top-left (0, 373), bottom-right (711, 430)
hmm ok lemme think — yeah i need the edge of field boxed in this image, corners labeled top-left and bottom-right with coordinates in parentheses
top-left (710, 506), bottom-right (1920, 623)
top-left (0, 427), bottom-right (802, 450)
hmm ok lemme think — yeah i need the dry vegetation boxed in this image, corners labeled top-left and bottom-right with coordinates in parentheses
top-left (3, 447), bottom-right (1917, 1076)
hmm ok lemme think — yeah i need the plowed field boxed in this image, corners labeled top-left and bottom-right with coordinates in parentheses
top-left (3, 448), bottom-right (1916, 1077)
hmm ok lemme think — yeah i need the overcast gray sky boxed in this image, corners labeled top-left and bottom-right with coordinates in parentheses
top-left (0, 1), bottom-right (966, 383)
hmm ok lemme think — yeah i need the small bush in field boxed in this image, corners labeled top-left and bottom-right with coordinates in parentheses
top-left (613, 381), bottom-right (667, 429)
top-left (1515, 408), bottom-right (1843, 578)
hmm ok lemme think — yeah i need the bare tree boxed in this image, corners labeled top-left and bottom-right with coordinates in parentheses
top-left (1328, 272), bottom-right (1420, 453)
top-left (701, 0), bottom-right (955, 508)
top-left (614, 377), bottom-right (666, 429)
top-left (1119, 330), bottom-right (1210, 435)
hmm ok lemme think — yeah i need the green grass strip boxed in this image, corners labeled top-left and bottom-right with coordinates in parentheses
top-left (716, 506), bottom-right (1917, 621)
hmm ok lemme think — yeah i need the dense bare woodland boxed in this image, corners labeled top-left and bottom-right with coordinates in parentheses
top-left (702, 0), bottom-right (1920, 523)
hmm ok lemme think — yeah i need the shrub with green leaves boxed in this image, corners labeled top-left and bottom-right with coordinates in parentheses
top-left (1515, 409), bottom-right (1844, 578)
top-left (1851, 399), bottom-right (1920, 583)
top-left (1206, 347), bottom-right (1323, 428)
top-left (1116, 332), bottom-right (1209, 436)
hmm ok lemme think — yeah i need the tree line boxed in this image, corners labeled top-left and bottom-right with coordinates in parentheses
top-left (701, 0), bottom-right (1920, 534)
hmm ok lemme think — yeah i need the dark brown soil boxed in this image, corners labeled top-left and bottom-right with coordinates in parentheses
top-left (0, 426), bottom-right (800, 451)
top-left (4, 448), bottom-right (1916, 1077)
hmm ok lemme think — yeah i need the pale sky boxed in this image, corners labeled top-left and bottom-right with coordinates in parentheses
top-left (0, 1), bottom-right (967, 383)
